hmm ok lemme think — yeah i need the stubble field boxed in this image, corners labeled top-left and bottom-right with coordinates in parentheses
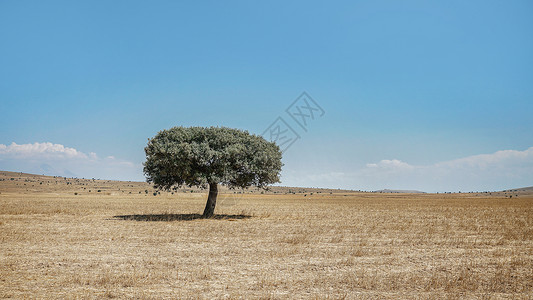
top-left (1, 172), bottom-right (532, 299)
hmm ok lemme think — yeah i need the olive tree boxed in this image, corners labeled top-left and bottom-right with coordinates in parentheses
top-left (143, 126), bottom-right (283, 217)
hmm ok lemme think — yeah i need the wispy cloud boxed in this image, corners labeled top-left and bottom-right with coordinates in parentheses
top-left (0, 142), bottom-right (143, 181)
top-left (364, 147), bottom-right (533, 175)
top-left (366, 159), bottom-right (414, 170)
top-left (282, 147), bottom-right (533, 192)
top-left (436, 148), bottom-right (533, 170)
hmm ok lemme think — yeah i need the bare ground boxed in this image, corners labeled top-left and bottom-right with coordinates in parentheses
top-left (0, 172), bottom-right (532, 299)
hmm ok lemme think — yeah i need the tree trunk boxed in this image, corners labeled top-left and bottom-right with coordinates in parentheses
top-left (202, 182), bottom-right (218, 218)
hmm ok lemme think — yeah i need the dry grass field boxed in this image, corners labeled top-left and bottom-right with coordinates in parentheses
top-left (1, 171), bottom-right (532, 299)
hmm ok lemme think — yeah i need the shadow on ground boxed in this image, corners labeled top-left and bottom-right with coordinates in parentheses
top-left (112, 213), bottom-right (252, 222)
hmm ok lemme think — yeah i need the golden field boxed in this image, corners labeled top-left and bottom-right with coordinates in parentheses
top-left (0, 171), bottom-right (532, 299)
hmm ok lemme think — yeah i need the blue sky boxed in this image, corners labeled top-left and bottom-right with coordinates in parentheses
top-left (1, 0), bottom-right (532, 192)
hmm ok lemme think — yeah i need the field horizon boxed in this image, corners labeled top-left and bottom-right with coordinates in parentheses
top-left (1, 170), bottom-right (531, 196)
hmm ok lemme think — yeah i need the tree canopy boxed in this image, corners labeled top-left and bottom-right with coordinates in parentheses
top-left (143, 126), bottom-right (283, 217)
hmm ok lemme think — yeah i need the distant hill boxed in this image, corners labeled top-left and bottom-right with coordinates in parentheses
top-left (500, 186), bottom-right (533, 195)
top-left (503, 186), bottom-right (533, 192)
top-left (373, 189), bottom-right (425, 194)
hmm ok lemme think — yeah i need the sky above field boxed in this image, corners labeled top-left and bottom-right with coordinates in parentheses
top-left (1, 1), bottom-right (532, 192)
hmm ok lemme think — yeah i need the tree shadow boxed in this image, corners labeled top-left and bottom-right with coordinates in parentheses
top-left (112, 213), bottom-right (252, 222)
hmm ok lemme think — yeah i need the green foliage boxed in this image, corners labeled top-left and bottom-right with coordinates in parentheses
top-left (144, 126), bottom-right (283, 190)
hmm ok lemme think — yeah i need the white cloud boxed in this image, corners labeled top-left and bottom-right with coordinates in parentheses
top-left (282, 147), bottom-right (533, 192)
top-left (366, 159), bottom-right (413, 170)
top-left (0, 142), bottom-right (143, 181)
top-left (89, 152), bottom-right (98, 160)
top-left (437, 148), bottom-right (533, 170)
top-left (0, 142), bottom-right (88, 159)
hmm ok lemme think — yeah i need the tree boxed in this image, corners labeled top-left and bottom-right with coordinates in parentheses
top-left (143, 126), bottom-right (283, 217)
